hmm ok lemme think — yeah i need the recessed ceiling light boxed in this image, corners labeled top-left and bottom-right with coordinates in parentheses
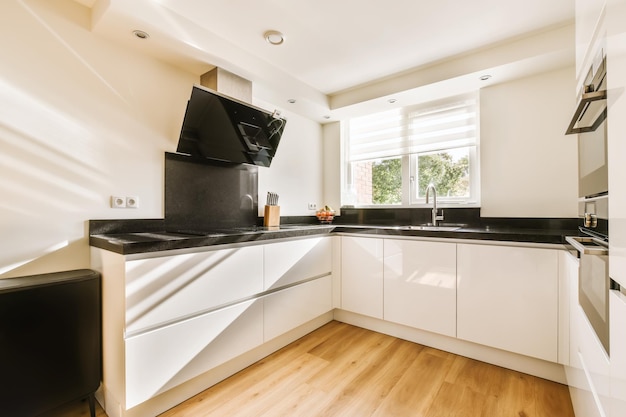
top-left (287, 98), bottom-right (296, 104)
top-left (479, 74), bottom-right (492, 81)
top-left (323, 115), bottom-right (331, 120)
top-left (264, 30), bottom-right (285, 45)
top-left (388, 98), bottom-right (397, 104)
top-left (132, 30), bottom-right (150, 40)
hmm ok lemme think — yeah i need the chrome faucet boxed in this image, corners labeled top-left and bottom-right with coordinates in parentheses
top-left (425, 183), bottom-right (444, 226)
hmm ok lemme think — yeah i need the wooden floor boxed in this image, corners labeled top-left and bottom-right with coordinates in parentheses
top-left (58, 321), bottom-right (575, 417)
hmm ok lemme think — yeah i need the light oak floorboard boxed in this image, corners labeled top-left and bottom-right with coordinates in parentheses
top-left (59, 321), bottom-right (575, 417)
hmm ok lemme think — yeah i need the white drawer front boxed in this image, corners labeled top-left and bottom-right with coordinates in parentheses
top-left (264, 237), bottom-right (331, 290)
top-left (264, 276), bottom-right (332, 341)
top-left (125, 246), bottom-right (263, 334)
top-left (125, 299), bottom-right (263, 408)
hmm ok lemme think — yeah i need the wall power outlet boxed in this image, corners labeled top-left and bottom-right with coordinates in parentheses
top-left (308, 203), bottom-right (317, 210)
top-left (111, 195), bottom-right (139, 209)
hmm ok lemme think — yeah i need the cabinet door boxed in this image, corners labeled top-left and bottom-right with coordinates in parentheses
top-left (383, 239), bottom-right (456, 337)
top-left (457, 244), bottom-right (558, 362)
top-left (264, 276), bottom-right (332, 341)
top-left (610, 290), bottom-right (626, 416)
top-left (341, 236), bottom-right (384, 319)
top-left (558, 250), bottom-right (579, 366)
top-left (264, 237), bottom-right (331, 290)
top-left (125, 245), bottom-right (263, 334)
top-left (608, 0), bottom-right (626, 289)
top-left (125, 299), bottom-right (263, 409)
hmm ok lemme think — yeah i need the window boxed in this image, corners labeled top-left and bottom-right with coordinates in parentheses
top-left (343, 94), bottom-right (479, 207)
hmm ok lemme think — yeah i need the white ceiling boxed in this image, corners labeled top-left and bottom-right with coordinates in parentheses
top-left (83, 0), bottom-right (575, 121)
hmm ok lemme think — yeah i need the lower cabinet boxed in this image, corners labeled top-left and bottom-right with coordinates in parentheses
top-left (264, 276), bottom-right (332, 341)
top-left (95, 236), bottom-right (333, 416)
top-left (456, 244), bottom-right (559, 362)
top-left (383, 239), bottom-right (456, 337)
top-left (610, 289), bottom-right (626, 416)
top-left (341, 236), bottom-right (384, 319)
top-left (125, 299), bottom-right (264, 409)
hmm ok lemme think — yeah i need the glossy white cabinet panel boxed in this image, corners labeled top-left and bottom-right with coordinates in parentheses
top-left (264, 237), bottom-right (331, 290)
top-left (125, 246), bottom-right (263, 334)
top-left (575, 0), bottom-right (606, 80)
top-left (607, 0), bottom-right (626, 289)
top-left (457, 244), bottom-right (558, 362)
top-left (383, 239), bottom-right (456, 337)
top-left (341, 236), bottom-right (384, 319)
top-left (125, 299), bottom-right (263, 409)
top-left (577, 301), bottom-right (611, 417)
top-left (610, 289), bottom-right (626, 417)
top-left (264, 276), bottom-right (332, 341)
top-left (559, 250), bottom-right (578, 366)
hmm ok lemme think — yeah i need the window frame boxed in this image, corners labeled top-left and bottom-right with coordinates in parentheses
top-left (342, 94), bottom-right (481, 209)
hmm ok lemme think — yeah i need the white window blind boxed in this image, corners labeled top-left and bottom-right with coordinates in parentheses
top-left (348, 95), bottom-right (477, 161)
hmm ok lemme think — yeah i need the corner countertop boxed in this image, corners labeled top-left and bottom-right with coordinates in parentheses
top-left (89, 222), bottom-right (576, 255)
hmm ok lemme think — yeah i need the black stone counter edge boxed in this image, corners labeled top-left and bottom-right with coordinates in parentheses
top-left (89, 224), bottom-right (576, 255)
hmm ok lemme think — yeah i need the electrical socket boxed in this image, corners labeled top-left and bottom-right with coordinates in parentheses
top-left (111, 196), bottom-right (126, 208)
top-left (126, 196), bottom-right (139, 208)
top-left (308, 202), bottom-right (317, 210)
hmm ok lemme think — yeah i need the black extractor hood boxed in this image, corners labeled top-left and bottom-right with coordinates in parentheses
top-left (177, 85), bottom-right (287, 167)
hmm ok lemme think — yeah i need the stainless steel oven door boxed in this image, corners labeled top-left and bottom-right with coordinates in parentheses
top-left (566, 236), bottom-right (610, 354)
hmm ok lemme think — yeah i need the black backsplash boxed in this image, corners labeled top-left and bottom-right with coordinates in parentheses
top-left (335, 207), bottom-right (578, 231)
top-left (164, 152), bottom-right (258, 231)
top-left (335, 207), bottom-right (481, 226)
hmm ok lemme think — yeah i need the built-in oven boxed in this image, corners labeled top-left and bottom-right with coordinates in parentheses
top-left (566, 235), bottom-right (612, 354)
top-left (565, 55), bottom-right (616, 355)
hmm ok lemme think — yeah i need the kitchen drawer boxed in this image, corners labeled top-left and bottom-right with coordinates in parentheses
top-left (264, 275), bottom-right (332, 341)
top-left (125, 299), bottom-right (263, 409)
top-left (125, 245), bottom-right (263, 334)
top-left (263, 237), bottom-right (331, 290)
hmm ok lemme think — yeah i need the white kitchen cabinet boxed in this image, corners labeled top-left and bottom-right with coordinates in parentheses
top-left (576, 298), bottom-right (611, 417)
top-left (383, 239), bottom-right (456, 337)
top-left (263, 237), bottom-right (331, 290)
top-left (610, 289), bottom-right (626, 417)
top-left (341, 236), bottom-right (384, 319)
top-left (457, 244), bottom-right (558, 362)
top-left (575, 0), bottom-right (606, 82)
top-left (264, 275), bottom-right (332, 341)
top-left (94, 235), bottom-right (335, 417)
top-left (125, 245), bottom-right (264, 334)
top-left (125, 299), bottom-right (263, 409)
top-left (559, 250), bottom-right (578, 366)
top-left (607, 0), bottom-right (626, 289)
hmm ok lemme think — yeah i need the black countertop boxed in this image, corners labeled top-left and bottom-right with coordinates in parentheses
top-left (89, 221), bottom-right (577, 255)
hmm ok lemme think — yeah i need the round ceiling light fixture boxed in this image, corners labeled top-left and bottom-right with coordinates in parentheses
top-left (388, 98), bottom-right (397, 104)
top-left (264, 30), bottom-right (285, 45)
top-left (479, 74), bottom-right (492, 81)
top-left (287, 98), bottom-right (296, 104)
top-left (132, 30), bottom-right (150, 40)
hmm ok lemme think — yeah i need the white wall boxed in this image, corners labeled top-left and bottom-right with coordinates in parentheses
top-left (0, 0), bottom-right (324, 278)
top-left (479, 66), bottom-right (578, 217)
top-left (256, 105), bottom-right (324, 216)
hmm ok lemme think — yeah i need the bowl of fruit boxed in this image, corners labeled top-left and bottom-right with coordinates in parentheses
top-left (316, 206), bottom-right (335, 224)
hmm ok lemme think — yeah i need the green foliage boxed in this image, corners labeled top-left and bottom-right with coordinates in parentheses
top-left (372, 158), bottom-right (402, 204)
top-left (417, 152), bottom-right (469, 197)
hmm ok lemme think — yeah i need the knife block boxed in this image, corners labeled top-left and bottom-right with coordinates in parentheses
top-left (264, 205), bottom-right (280, 227)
